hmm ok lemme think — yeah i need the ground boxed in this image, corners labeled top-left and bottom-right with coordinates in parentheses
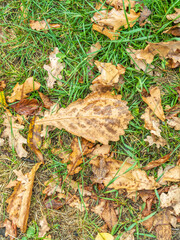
top-left (0, 0), bottom-right (180, 239)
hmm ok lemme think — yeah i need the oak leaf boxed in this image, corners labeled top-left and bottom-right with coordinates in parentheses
top-left (142, 87), bottom-right (165, 121)
top-left (1, 116), bottom-right (28, 158)
top-left (7, 77), bottom-right (40, 103)
top-left (43, 47), bottom-right (65, 88)
top-left (38, 216), bottom-right (50, 238)
top-left (30, 19), bottom-right (60, 30)
top-left (6, 162), bottom-right (41, 233)
top-left (36, 91), bottom-right (133, 145)
top-left (166, 8), bottom-right (180, 24)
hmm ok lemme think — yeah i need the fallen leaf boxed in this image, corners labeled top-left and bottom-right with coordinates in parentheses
top-left (90, 61), bottom-right (125, 92)
top-left (106, 0), bottom-right (136, 10)
top-left (153, 210), bottom-right (172, 240)
top-left (144, 134), bottom-right (167, 148)
top-left (167, 117), bottom-right (180, 130)
top-left (91, 157), bottom-right (109, 183)
top-left (91, 157), bottom-right (160, 192)
top-left (38, 216), bottom-right (50, 238)
top-left (36, 91), bottom-right (133, 145)
top-left (92, 23), bottom-right (118, 40)
top-left (5, 180), bottom-right (19, 188)
top-left (0, 138), bottom-right (4, 146)
top-left (165, 103), bottom-right (180, 118)
top-left (28, 116), bottom-right (44, 163)
top-left (6, 162), bottom-right (41, 233)
top-left (7, 77), bottom-right (41, 103)
top-left (87, 42), bottom-right (101, 66)
top-left (87, 144), bottom-right (111, 158)
top-left (143, 153), bottom-right (171, 170)
top-left (119, 229), bottom-right (135, 240)
top-left (1, 115), bottom-right (28, 158)
top-left (142, 87), bottom-right (165, 121)
top-left (66, 193), bottom-right (89, 211)
top-left (166, 8), bottom-right (180, 24)
top-left (95, 232), bottom-right (114, 240)
top-left (44, 199), bottom-right (64, 210)
top-left (30, 19), bottom-right (61, 30)
top-left (43, 47), bottom-right (65, 88)
top-left (43, 177), bottom-right (63, 196)
top-left (139, 6), bottom-right (151, 26)
top-left (160, 185), bottom-right (180, 216)
top-left (101, 201), bottom-right (118, 230)
top-left (176, 87), bottom-right (180, 101)
top-left (3, 219), bottom-right (17, 240)
top-left (11, 99), bottom-right (40, 116)
top-left (163, 23), bottom-right (180, 37)
top-left (160, 166), bottom-right (180, 183)
top-left (0, 81), bottom-right (6, 91)
top-left (38, 92), bottom-right (54, 109)
top-left (0, 90), bottom-right (8, 107)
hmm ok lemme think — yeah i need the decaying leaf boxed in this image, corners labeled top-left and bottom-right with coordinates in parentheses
top-left (106, 0), bottom-right (136, 10)
top-left (43, 176), bottom-right (63, 196)
top-left (95, 232), bottom-right (114, 240)
top-left (3, 219), bottom-right (17, 240)
top-left (38, 92), bottom-right (54, 109)
top-left (163, 23), bottom-right (180, 37)
top-left (90, 61), bottom-right (125, 92)
top-left (167, 117), bottom-right (180, 130)
top-left (43, 47), bottom-right (65, 88)
top-left (11, 99), bottom-right (40, 116)
top-left (0, 80), bottom-right (6, 91)
top-left (143, 153), bottom-right (171, 170)
top-left (144, 134), bottom-right (167, 148)
top-left (44, 198), bottom-right (64, 210)
top-left (7, 77), bottom-right (41, 103)
top-left (91, 157), bottom-right (160, 192)
top-left (92, 24), bottom-right (118, 40)
top-left (160, 166), bottom-right (180, 183)
top-left (139, 6), bottom-right (151, 26)
top-left (160, 185), bottom-right (180, 216)
top-left (66, 193), bottom-right (89, 212)
top-left (153, 210), bottom-right (172, 240)
top-left (28, 116), bottom-right (44, 163)
top-left (36, 91), bottom-right (133, 145)
top-left (166, 8), bottom-right (180, 24)
top-left (142, 87), bottom-right (165, 121)
top-left (6, 162), bottom-right (41, 233)
top-left (38, 216), bottom-right (50, 238)
top-left (119, 229), bottom-right (135, 240)
top-left (1, 115), bottom-right (28, 158)
top-left (30, 19), bottom-right (60, 30)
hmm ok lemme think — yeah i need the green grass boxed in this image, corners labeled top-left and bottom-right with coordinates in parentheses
top-left (0, 0), bottom-right (180, 239)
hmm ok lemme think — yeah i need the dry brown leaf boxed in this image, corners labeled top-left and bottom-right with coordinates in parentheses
top-left (30, 19), bottom-right (60, 30)
top-left (126, 47), bottom-right (154, 75)
top-left (3, 219), bottom-right (17, 240)
top-left (5, 180), bottom-right (19, 188)
top-left (144, 134), bottom-right (167, 148)
top-left (66, 193), bottom-right (89, 211)
top-left (143, 153), bottom-right (171, 170)
top-left (92, 23), bottom-right (118, 40)
top-left (119, 229), bottom-right (135, 240)
top-left (28, 116), bottom-right (44, 163)
top-left (6, 162), bottom-right (41, 233)
top-left (92, 7), bottom-right (140, 32)
top-left (43, 176), bottom-right (63, 196)
top-left (153, 210), bottom-right (172, 240)
top-left (139, 6), bottom-right (151, 26)
top-left (1, 115), bottom-right (28, 158)
top-left (44, 198), bottom-right (64, 210)
top-left (167, 117), bottom-right (180, 130)
top-left (7, 77), bottom-right (40, 103)
top-left (90, 61), bottom-right (125, 92)
top-left (160, 185), bottom-right (180, 216)
top-left (38, 92), bottom-right (54, 109)
top-left (36, 91), bottom-right (133, 145)
top-left (166, 8), bottom-right (180, 24)
top-left (95, 232), bottom-right (114, 240)
top-left (38, 216), bottom-right (50, 238)
top-left (43, 47), bottom-right (65, 88)
top-left (142, 87), bottom-right (165, 121)
top-left (106, 0), bottom-right (136, 10)
top-left (160, 166), bottom-right (180, 183)
top-left (87, 144), bottom-right (111, 158)
top-left (163, 23), bottom-right (180, 37)
top-left (91, 157), bottom-right (160, 192)
top-left (11, 99), bottom-right (40, 116)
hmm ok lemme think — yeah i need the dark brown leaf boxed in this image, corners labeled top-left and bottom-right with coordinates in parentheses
top-left (11, 99), bottom-right (40, 116)
top-left (44, 199), bottom-right (64, 210)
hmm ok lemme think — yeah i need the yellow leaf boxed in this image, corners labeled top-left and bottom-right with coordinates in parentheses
top-left (95, 233), bottom-right (114, 240)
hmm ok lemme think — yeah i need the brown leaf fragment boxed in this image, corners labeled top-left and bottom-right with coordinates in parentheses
top-left (101, 201), bottom-right (118, 230)
top-left (11, 99), bottom-right (40, 116)
top-left (38, 92), bottom-right (54, 109)
top-left (66, 193), bottom-right (89, 211)
top-left (7, 77), bottom-right (41, 103)
top-left (43, 47), bottom-right (65, 88)
top-left (166, 8), bottom-right (180, 24)
top-left (163, 23), bottom-right (180, 36)
top-left (160, 185), bottom-right (180, 216)
top-left (165, 104), bottom-right (180, 118)
top-left (142, 87), bottom-right (165, 121)
top-left (141, 215), bottom-right (155, 232)
top-left (87, 144), bottom-right (111, 158)
top-left (91, 157), bottom-right (109, 183)
top-left (3, 219), bottom-right (17, 240)
top-left (160, 166), bottom-right (180, 183)
top-left (44, 198), bottom-right (64, 210)
top-left (30, 19), bottom-right (60, 30)
top-left (106, 0), bottom-right (136, 10)
top-left (36, 91), bottom-right (134, 145)
top-left (167, 117), bottom-right (180, 130)
top-left (38, 216), bottom-right (50, 238)
top-left (28, 116), bottom-right (44, 163)
top-left (92, 23), bottom-right (118, 40)
top-left (119, 229), bottom-right (135, 240)
top-left (1, 115), bottom-right (28, 158)
top-left (87, 42), bottom-right (101, 66)
top-left (6, 162), bottom-right (41, 233)
top-left (0, 81), bottom-right (6, 91)
top-left (143, 153), bottom-right (171, 170)
top-left (175, 87), bottom-right (180, 101)
top-left (91, 157), bottom-right (160, 192)
top-left (5, 180), bottom-right (19, 188)
top-left (153, 210), bottom-right (172, 240)
top-left (43, 177), bottom-right (63, 196)
top-left (90, 61), bottom-right (126, 92)
top-left (144, 134), bottom-right (167, 148)
top-left (139, 6), bottom-right (152, 26)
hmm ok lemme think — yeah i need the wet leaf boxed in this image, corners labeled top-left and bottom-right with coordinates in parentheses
top-left (36, 91), bottom-right (133, 145)
top-left (7, 77), bottom-right (41, 103)
top-left (44, 47), bottom-right (65, 88)
top-left (28, 116), bottom-right (44, 163)
top-left (30, 19), bottom-right (61, 30)
top-left (38, 216), bottom-right (50, 238)
top-left (6, 162), bottom-right (41, 233)
top-left (11, 99), bottom-right (40, 116)
top-left (143, 153), bottom-right (171, 170)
